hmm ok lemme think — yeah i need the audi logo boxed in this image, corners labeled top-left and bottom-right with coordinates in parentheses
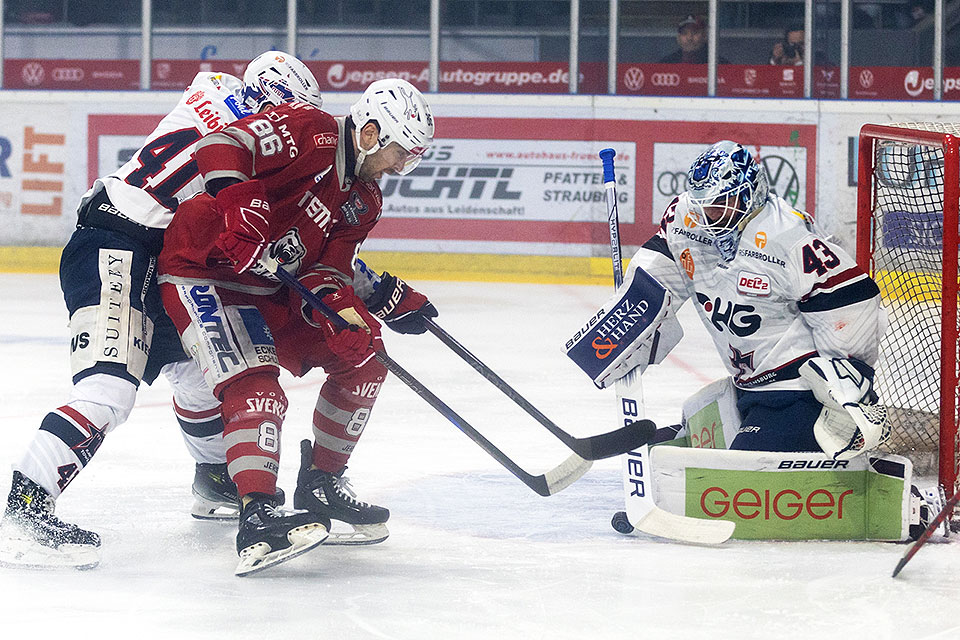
top-left (53, 67), bottom-right (84, 82)
top-left (623, 67), bottom-right (644, 91)
top-left (859, 69), bottom-right (874, 89)
top-left (21, 62), bottom-right (44, 86)
top-left (651, 72), bottom-right (680, 87)
top-left (657, 171), bottom-right (688, 196)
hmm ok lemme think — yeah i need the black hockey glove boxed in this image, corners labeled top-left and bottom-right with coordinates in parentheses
top-left (365, 271), bottom-right (438, 335)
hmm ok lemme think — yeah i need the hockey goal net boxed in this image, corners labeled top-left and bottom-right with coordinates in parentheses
top-left (857, 123), bottom-right (959, 498)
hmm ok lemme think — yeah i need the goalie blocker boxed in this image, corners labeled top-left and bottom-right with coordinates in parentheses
top-left (564, 266), bottom-right (682, 389)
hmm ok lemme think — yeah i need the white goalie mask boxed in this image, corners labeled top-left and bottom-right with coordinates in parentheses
top-left (350, 79), bottom-right (434, 176)
top-left (685, 140), bottom-right (770, 238)
top-left (242, 51), bottom-right (323, 112)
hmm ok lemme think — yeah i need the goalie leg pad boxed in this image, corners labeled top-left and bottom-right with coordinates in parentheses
top-left (679, 377), bottom-right (742, 449)
top-left (650, 447), bottom-right (914, 540)
top-left (564, 266), bottom-right (681, 389)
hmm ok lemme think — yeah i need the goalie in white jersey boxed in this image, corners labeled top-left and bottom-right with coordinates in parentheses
top-left (572, 140), bottom-right (888, 460)
top-left (0, 52), bottom-right (323, 569)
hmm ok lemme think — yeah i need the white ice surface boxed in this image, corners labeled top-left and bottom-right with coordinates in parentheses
top-left (0, 273), bottom-right (957, 640)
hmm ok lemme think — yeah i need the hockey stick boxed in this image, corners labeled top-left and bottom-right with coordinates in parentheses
top-left (600, 148), bottom-right (734, 544)
top-left (275, 267), bottom-right (591, 497)
top-left (422, 317), bottom-right (656, 459)
top-left (892, 491), bottom-right (958, 577)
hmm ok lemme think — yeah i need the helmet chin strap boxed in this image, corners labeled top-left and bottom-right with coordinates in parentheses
top-left (353, 128), bottom-right (382, 177)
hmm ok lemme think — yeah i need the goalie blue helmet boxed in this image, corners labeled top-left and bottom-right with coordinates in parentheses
top-left (685, 140), bottom-right (770, 238)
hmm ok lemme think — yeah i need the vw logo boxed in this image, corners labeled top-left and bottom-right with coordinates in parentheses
top-left (623, 67), bottom-right (644, 91)
top-left (761, 155), bottom-right (801, 206)
top-left (859, 69), bottom-right (874, 89)
top-left (651, 72), bottom-right (680, 87)
top-left (52, 67), bottom-right (84, 82)
top-left (21, 62), bottom-right (44, 86)
top-left (657, 171), bottom-right (688, 196)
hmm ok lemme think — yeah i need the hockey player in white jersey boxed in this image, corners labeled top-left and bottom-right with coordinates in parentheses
top-left (574, 140), bottom-right (888, 457)
top-left (0, 52), bottom-right (322, 570)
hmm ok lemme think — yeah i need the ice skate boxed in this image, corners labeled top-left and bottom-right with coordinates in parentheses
top-left (234, 493), bottom-right (329, 577)
top-left (191, 463), bottom-right (285, 520)
top-left (191, 463), bottom-right (239, 520)
top-left (909, 484), bottom-right (947, 541)
top-left (0, 471), bottom-right (101, 570)
top-left (294, 439), bottom-right (390, 545)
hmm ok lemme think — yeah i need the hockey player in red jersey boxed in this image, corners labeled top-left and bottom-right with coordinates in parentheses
top-left (0, 52), bottom-right (322, 571)
top-left (157, 79), bottom-right (435, 574)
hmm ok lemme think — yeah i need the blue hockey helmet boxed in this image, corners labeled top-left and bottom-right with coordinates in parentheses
top-left (686, 140), bottom-right (770, 237)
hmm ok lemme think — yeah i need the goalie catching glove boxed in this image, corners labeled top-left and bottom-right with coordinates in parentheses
top-left (564, 266), bottom-right (682, 389)
top-left (364, 271), bottom-right (438, 335)
top-left (798, 356), bottom-right (889, 460)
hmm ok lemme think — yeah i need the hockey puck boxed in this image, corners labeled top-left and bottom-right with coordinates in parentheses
top-left (611, 511), bottom-right (634, 535)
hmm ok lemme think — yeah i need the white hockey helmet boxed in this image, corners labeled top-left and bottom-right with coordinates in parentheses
top-left (685, 140), bottom-right (770, 237)
top-left (242, 51), bottom-right (323, 112)
top-left (350, 78), bottom-right (434, 176)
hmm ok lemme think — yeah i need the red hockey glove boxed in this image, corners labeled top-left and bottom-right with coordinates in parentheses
top-left (365, 272), bottom-right (438, 335)
top-left (213, 180), bottom-right (271, 274)
top-left (317, 287), bottom-right (382, 365)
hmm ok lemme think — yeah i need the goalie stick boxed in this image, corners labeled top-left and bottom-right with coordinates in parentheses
top-left (423, 317), bottom-right (656, 460)
top-left (275, 266), bottom-right (591, 497)
top-left (600, 148), bottom-right (734, 544)
top-left (892, 490), bottom-right (958, 578)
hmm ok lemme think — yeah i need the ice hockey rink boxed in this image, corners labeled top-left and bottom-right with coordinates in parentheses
top-left (0, 272), bottom-right (957, 640)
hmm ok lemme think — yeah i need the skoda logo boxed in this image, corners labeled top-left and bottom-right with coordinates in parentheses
top-left (623, 67), bottom-right (644, 91)
top-left (761, 155), bottom-right (801, 206)
top-left (651, 72), bottom-right (680, 87)
top-left (21, 62), bottom-right (44, 86)
top-left (657, 171), bottom-right (688, 196)
top-left (859, 69), bottom-right (874, 89)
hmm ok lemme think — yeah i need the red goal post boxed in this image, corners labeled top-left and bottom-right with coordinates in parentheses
top-left (857, 123), bottom-right (959, 497)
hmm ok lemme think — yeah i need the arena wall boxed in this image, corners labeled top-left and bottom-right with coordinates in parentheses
top-left (0, 91), bottom-right (949, 283)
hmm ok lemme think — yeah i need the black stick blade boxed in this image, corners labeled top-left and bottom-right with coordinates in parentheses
top-left (581, 419), bottom-right (656, 460)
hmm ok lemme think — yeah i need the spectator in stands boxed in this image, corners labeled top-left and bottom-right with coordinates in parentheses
top-left (909, 0), bottom-right (933, 25)
top-left (770, 25), bottom-right (804, 65)
top-left (659, 15), bottom-right (728, 64)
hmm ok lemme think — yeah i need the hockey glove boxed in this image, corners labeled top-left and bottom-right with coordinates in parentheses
top-left (798, 356), bottom-right (889, 460)
top-left (214, 180), bottom-right (271, 274)
top-left (317, 287), bottom-right (382, 365)
top-left (365, 271), bottom-right (438, 335)
top-left (564, 265), bottom-right (681, 389)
